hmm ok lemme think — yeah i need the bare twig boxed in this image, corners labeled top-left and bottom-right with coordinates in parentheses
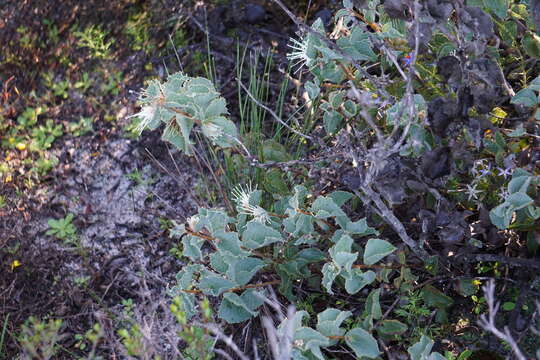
top-left (352, 186), bottom-right (428, 258)
top-left (199, 323), bottom-right (250, 360)
top-left (478, 280), bottom-right (527, 360)
top-left (457, 253), bottom-right (540, 270)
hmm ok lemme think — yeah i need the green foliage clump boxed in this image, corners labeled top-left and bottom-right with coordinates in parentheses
top-left (134, 73), bottom-right (237, 154)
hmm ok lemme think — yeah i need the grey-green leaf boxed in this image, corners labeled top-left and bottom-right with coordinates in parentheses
top-left (218, 292), bottom-right (259, 323)
top-left (316, 309), bottom-right (352, 345)
top-left (506, 192), bottom-right (533, 209)
top-left (511, 88), bottom-right (537, 107)
top-left (322, 263), bottom-right (340, 295)
top-left (242, 220), bottom-right (283, 249)
top-left (226, 257), bottom-right (266, 286)
top-left (363, 238), bottom-right (397, 265)
top-left (199, 271), bottom-right (236, 296)
top-left (345, 328), bottom-right (380, 359)
top-left (408, 335), bottom-right (435, 360)
top-left (294, 327), bottom-right (331, 360)
top-left (377, 319), bottom-right (408, 336)
top-left (344, 269), bottom-right (376, 294)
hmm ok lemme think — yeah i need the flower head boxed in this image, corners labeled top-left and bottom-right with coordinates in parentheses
top-left (231, 183), bottom-right (270, 224)
top-left (497, 167), bottom-right (512, 179)
top-left (497, 187), bottom-right (510, 201)
top-left (465, 183), bottom-right (483, 202)
top-left (402, 53), bottom-right (415, 66)
top-left (287, 36), bottom-right (312, 73)
top-left (132, 104), bottom-right (157, 134)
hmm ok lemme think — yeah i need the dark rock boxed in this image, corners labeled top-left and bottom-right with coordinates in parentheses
top-left (207, 6), bottom-right (227, 35)
top-left (374, 158), bottom-right (407, 205)
top-left (458, 86), bottom-right (474, 117)
top-left (437, 55), bottom-right (462, 90)
top-left (467, 58), bottom-right (505, 113)
top-left (461, 6), bottom-right (494, 38)
top-left (342, 171), bottom-right (362, 190)
top-left (435, 210), bottom-right (451, 227)
top-left (532, 0), bottom-right (540, 34)
top-left (408, 21), bottom-right (433, 53)
top-left (438, 224), bottom-right (466, 245)
top-left (384, 0), bottom-right (412, 20)
top-left (315, 8), bottom-right (333, 30)
top-left (428, 96), bottom-right (458, 136)
top-left (426, 0), bottom-right (453, 21)
top-left (418, 209), bottom-right (436, 233)
top-left (421, 146), bottom-right (451, 179)
top-left (437, 217), bottom-right (469, 245)
top-left (245, 4), bottom-right (266, 24)
top-left (406, 180), bottom-right (428, 192)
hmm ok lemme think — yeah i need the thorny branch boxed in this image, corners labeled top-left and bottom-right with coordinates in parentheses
top-left (270, 0), bottom-right (430, 259)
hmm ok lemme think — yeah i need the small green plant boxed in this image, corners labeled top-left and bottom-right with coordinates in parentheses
top-left (126, 169), bottom-right (152, 186)
top-left (117, 325), bottom-right (144, 358)
top-left (16, 107), bottom-right (43, 129)
top-left (42, 72), bottom-right (71, 100)
top-left (68, 117), bottom-right (94, 137)
top-left (73, 275), bottom-right (90, 288)
top-left (99, 70), bottom-right (122, 95)
top-left (30, 119), bottom-right (63, 151)
top-left (18, 317), bottom-right (64, 360)
top-left (33, 154), bottom-right (59, 176)
top-left (74, 72), bottom-right (92, 93)
top-left (124, 9), bottom-right (154, 52)
top-left (74, 25), bottom-right (113, 60)
top-left (46, 213), bottom-right (77, 244)
top-left (170, 296), bottom-right (215, 360)
top-left (159, 217), bottom-right (173, 231)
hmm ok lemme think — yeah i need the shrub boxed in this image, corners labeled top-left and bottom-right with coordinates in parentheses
top-left (132, 0), bottom-right (540, 358)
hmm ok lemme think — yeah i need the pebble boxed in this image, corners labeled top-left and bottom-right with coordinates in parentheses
top-left (245, 4), bottom-right (266, 24)
top-left (314, 8), bottom-right (333, 29)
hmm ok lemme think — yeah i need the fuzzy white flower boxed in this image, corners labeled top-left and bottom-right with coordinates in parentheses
top-left (202, 122), bottom-right (223, 141)
top-left (287, 37), bottom-right (312, 73)
top-left (132, 104), bottom-right (157, 134)
top-left (231, 183), bottom-right (270, 224)
top-left (187, 215), bottom-right (200, 230)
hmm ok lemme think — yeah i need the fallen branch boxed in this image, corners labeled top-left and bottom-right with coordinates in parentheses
top-left (478, 280), bottom-right (527, 360)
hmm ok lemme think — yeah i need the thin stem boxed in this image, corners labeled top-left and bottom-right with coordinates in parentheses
top-left (238, 79), bottom-right (314, 141)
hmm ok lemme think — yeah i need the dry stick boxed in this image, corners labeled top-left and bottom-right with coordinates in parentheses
top-left (347, 2), bottom-right (428, 259)
top-left (249, 152), bottom-right (345, 169)
top-left (237, 80), bottom-right (314, 141)
top-left (389, 0), bottom-right (421, 153)
top-left (352, 186), bottom-right (428, 259)
top-left (457, 253), bottom-right (540, 270)
top-left (348, 83), bottom-right (385, 144)
top-left (478, 280), bottom-right (527, 360)
top-left (200, 323), bottom-right (251, 360)
top-left (181, 280), bottom-right (281, 295)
